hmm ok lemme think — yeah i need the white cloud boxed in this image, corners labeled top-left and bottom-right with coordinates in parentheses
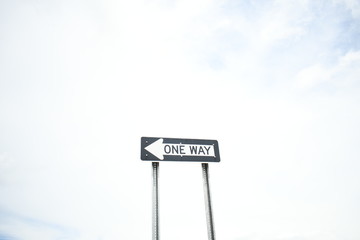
top-left (294, 50), bottom-right (360, 89)
top-left (0, 211), bottom-right (75, 240)
top-left (334, 0), bottom-right (360, 18)
top-left (294, 64), bottom-right (334, 89)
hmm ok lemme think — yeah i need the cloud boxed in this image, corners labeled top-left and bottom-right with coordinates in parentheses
top-left (294, 50), bottom-right (360, 89)
top-left (335, 0), bottom-right (360, 18)
top-left (0, 210), bottom-right (76, 240)
top-left (234, 231), bottom-right (339, 240)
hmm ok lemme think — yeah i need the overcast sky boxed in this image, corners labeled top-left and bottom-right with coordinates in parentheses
top-left (1, 0), bottom-right (360, 240)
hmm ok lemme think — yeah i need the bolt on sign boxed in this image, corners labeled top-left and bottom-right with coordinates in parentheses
top-left (141, 137), bottom-right (220, 162)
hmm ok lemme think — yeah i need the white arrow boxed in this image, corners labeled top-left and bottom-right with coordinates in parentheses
top-left (145, 138), bottom-right (215, 160)
top-left (145, 138), bottom-right (165, 160)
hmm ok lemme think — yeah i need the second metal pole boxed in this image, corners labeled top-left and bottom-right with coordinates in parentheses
top-left (202, 163), bottom-right (216, 240)
top-left (152, 162), bottom-right (159, 240)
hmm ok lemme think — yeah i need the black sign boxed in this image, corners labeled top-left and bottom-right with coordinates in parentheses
top-left (141, 137), bottom-right (220, 162)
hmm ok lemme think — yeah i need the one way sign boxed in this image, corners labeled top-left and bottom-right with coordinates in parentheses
top-left (141, 137), bottom-right (220, 162)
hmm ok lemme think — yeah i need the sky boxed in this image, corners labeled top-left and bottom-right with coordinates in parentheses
top-left (0, 0), bottom-right (360, 239)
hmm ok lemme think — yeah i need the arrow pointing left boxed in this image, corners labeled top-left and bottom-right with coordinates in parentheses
top-left (145, 138), bottom-right (164, 160)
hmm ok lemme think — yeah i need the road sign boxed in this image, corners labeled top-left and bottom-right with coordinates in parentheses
top-left (141, 137), bottom-right (220, 162)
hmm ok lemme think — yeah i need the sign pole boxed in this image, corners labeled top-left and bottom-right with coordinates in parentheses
top-left (152, 162), bottom-right (159, 240)
top-left (202, 163), bottom-right (215, 240)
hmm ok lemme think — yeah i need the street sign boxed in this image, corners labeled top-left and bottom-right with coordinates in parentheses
top-left (141, 137), bottom-right (220, 240)
top-left (141, 137), bottom-right (220, 162)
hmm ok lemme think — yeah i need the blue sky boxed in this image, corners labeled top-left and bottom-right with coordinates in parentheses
top-left (1, 0), bottom-right (360, 240)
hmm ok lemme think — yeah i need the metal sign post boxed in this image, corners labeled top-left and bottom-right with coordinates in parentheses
top-left (152, 162), bottom-right (159, 240)
top-left (202, 163), bottom-right (215, 240)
